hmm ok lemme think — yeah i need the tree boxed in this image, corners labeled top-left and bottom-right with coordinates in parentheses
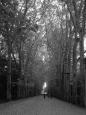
top-left (60, 0), bottom-right (86, 106)
top-left (0, 0), bottom-right (35, 100)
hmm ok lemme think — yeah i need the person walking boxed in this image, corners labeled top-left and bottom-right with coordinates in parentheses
top-left (44, 93), bottom-right (45, 99)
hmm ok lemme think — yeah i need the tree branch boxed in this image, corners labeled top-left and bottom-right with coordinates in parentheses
top-left (67, 5), bottom-right (76, 28)
top-left (78, 0), bottom-right (84, 16)
top-left (63, 0), bottom-right (76, 28)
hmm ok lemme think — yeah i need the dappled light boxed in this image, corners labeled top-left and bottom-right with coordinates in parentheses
top-left (36, 44), bottom-right (50, 64)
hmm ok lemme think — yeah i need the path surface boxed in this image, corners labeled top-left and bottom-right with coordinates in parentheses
top-left (0, 96), bottom-right (86, 115)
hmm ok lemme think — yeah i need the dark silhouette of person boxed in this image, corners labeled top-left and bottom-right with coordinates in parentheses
top-left (44, 93), bottom-right (45, 99)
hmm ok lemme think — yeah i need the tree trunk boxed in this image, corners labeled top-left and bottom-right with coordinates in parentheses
top-left (80, 32), bottom-right (85, 106)
top-left (73, 32), bottom-right (78, 104)
top-left (7, 39), bottom-right (12, 100)
top-left (69, 35), bottom-right (74, 102)
top-left (17, 41), bottom-right (24, 98)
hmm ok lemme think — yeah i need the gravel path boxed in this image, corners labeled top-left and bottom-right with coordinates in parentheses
top-left (0, 96), bottom-right (86, 115)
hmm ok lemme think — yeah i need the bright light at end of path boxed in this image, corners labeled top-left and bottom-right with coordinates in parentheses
top-left (43, 82), bottom-right (47, 90)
